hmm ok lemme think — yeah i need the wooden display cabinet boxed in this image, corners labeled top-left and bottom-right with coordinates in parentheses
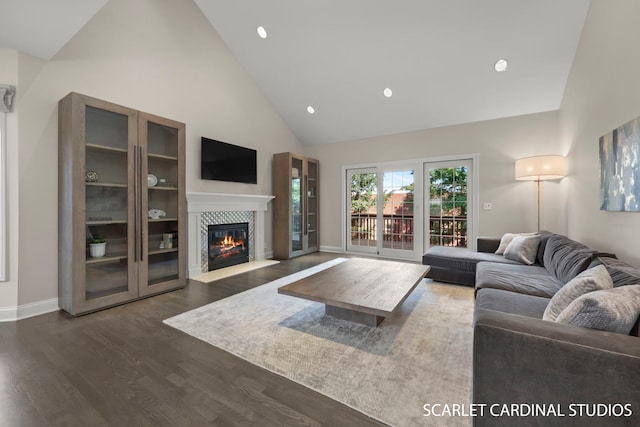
top-left (58, 92), bottom-right (186, 315)
top-left (273, 152), bottom-right (319, 259)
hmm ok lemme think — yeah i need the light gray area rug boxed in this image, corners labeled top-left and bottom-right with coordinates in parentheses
top-left (164, 258), bottom-right (474, 426)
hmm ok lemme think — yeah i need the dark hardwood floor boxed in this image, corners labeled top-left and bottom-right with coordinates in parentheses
top-left (0, 253), bottom-right (386, 426)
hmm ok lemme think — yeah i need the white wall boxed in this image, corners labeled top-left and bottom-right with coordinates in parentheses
top-left (305, 110), bottom-right (566, 252)
top-left (11, 0), bottom-right (303, 307)
top-left (560, 0), bottom-right (640, 266)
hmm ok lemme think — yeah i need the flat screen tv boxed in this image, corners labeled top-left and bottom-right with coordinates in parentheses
top-left (201, 137), bottom-right (257, 184)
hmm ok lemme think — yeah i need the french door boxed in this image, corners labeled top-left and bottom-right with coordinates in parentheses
top-left (425, 160), bottom-right (472, 249)
top-left (347, 168), bottom-right (378, 254)
top-left (347, 166), bottom-right (420, 259)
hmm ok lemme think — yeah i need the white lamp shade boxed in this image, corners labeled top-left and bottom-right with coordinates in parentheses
top-left (515, 155), bottom-right (566, 181)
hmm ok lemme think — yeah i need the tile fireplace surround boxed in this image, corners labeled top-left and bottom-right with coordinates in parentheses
top-left (186, 192), bottom-right (274, 278)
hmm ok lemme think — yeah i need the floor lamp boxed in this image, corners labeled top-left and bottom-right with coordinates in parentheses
top-left (515, 155), bottom-right (566, 232)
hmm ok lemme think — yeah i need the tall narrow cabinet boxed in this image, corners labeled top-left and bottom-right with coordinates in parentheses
top-left (58, 92), bottom-right (186, 315)
top-left (273, 152), bottom-right (319, 259)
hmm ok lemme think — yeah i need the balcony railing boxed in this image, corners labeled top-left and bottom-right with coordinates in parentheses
top-left (429, 215), bottom-right (467, 247)
top-left (350, 214), bottom-right (467, 249)
top-left (350, 213), bottom-right (413, 249)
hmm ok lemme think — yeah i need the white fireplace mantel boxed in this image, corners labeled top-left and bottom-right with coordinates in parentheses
top-left (186, 192), bottom-right (274, 213)
top-left (186, 192), bottom-right (274, 278)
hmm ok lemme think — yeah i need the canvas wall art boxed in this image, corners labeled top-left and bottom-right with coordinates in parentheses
top-left (599, 115), bottom-right (640, 211)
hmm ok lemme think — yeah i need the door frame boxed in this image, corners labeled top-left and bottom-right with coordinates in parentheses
top-left (342, 153), bottom-right (479, 260)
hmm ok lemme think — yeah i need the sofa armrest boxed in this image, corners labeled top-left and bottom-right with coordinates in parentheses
top-left (477, 237), bottom-right (500, 253)
top-left (473, 309), bottom-right (640, 426)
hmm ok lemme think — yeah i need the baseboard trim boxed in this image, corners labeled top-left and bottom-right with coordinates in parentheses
top-left (0, 305), bottom-right (16, 322)
top-left (320, 245), bottom-right (344, 254)
top-left (0, 298), bottom-right (59, 322)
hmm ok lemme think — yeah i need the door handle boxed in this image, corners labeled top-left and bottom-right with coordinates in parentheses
top-left (304, 175), bottom-right (308, 235)
top-left (138, 146), bottom-right (144, 262)
top-left (134, 147), bottom-right (139, 262)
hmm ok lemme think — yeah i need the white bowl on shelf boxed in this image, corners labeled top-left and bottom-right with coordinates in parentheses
top-left (148, 208), bottom-right (166, 219)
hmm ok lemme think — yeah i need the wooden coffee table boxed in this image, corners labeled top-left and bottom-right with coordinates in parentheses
top-left (278, 258), bottom-right (430, 327)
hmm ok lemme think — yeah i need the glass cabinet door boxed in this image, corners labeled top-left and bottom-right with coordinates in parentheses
top-left (84, 103), bottom-right (137, 303)
top-left (306, 159), bottom-right (319, 250)
top-left (291, 157), bottom-right (304, 256)
top-left (139, 113), bottom-right (185, 295)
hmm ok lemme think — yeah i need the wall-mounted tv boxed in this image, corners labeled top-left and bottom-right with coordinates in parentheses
top-left (201, 137), bottom-right (257, 184)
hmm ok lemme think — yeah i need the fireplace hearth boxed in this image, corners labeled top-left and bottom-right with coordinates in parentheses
top-left (208, 222), bottom-right (249, 271)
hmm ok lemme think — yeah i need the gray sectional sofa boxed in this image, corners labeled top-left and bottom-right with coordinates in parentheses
top-left (422, 233), bottom-right (640, 426)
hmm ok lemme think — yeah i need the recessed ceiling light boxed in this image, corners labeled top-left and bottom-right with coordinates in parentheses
top-left (494, 59), bottom-right (508, 72)
top-left (257, 26), bottom-right (267, 39)
top-left (306, 106), bottom-right (315, 114)
top-left (383, 88), bottom-right (393, 98)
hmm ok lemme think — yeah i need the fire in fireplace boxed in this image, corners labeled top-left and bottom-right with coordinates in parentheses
top-left (208, 222), bottom-right (249, 271)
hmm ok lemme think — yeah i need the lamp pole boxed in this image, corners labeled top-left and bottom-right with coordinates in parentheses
top-left (515, 155), bottom-right (566, 233)
top-left (536, 179), bottom-right (541, 232)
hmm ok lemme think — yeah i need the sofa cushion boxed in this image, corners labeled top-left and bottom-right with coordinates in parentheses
top-left (426, 266), bottom-right (476, 286)
top-left (596, 256), bottom-right (640, 287)
top-left (422, 246), bottom-right (520, 274)
top-left (475, 288), bottom-right (549, 319)
top-left (543, 234), bottom-right (597, 283)
top-left (542, 265), bottom-right (614, 321)
top-left (556, 285), bottom-right (640, 335)
top-left (503, 234), bottom-right (541, 265)
top-left (476, 262), bottom-right (563, 298)
top-left (536, 231), bottom-right (553, 266)
top-left (477, 237), bottom-right (501, 253)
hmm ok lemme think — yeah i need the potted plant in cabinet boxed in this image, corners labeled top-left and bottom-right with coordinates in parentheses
top-left (88, 234), bottom-right (107, 258)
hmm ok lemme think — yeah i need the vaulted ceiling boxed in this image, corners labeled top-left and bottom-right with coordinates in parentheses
top-left (0, 0), bottom-right (591, 145)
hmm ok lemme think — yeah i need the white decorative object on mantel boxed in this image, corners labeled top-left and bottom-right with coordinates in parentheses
top-left (186, 192), bottom-right (274, 278)
top-left (0, 85), bottom-right (16, 113)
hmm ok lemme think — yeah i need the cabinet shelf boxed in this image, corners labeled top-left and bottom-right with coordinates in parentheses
top-left (149, 186), bottom-right (178, 191)
top-left (87, 182), bottom-right (128, 188)
top-left (84, 248), bottom-right (179, 263)
top-left (86, 252), bottom-right (128, 264)
top-left (149, 248), bottom-right (179, 256)
top-left (87, 219), bottom-right (127, 225)
top-left (148, 152), bottom-right (178, 161)
top-left (148, 217), bottom-right (178, 223)
top-left (86, 143), bottom-right (128, 155)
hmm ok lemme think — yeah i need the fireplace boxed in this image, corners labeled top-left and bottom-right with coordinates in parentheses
top-left (208, 223), bottom-right (249, 271)
top-left (187, 192), bottom-right (274, 278)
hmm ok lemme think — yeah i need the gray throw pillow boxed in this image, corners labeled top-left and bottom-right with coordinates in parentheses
top-left (503, 234), bottom-right (541, 265)
top-left (543, 265), bottom-right (613, 321)
top-left (495, 233), bottom-right (519, 255)
top-left (555, 285), bottom-right (640, 334)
